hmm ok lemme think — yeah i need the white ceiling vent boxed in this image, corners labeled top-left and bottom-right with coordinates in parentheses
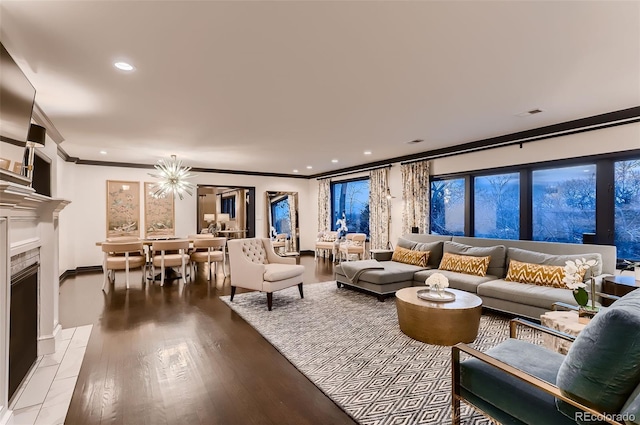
top-left (516, 109), bottom-right (544, 117)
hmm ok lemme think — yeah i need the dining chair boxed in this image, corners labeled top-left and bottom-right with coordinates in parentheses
top-left (315, 231), bottom-right (338, 261)
top-left (150, 239), bottom-right (190, 286)
top-left (101, 241), bottom-right (146, 290)
top-left (338, 233), bottom-right (367, 262)
top-left (190, 237), bottom-right (227, 281)
top-left (272, 233), bottom-right (288, 254)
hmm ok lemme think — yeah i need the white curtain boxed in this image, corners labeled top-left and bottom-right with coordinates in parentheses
top-left (288, 194), bottom-right (297, 251)
top-left (318, 178), bottom-right (331, 232)
top-left (401, 160), bottom-right (430, 235)
top-left (369, 168), bottom-right (390, 250)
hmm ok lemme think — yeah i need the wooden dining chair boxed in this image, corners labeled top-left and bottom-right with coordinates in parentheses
top-left (101, 241), bottom-right (146, 290)
top-left (150, 239), bottom-right (190, 286)
top-left (190, 237), bottom-right (227, 281)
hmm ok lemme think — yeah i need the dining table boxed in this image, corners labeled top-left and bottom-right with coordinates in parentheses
top-left (96, 236), bottom-right (228, 283)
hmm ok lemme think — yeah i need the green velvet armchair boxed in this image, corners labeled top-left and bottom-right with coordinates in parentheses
top-left (452, 288), bottom-right (640, 425)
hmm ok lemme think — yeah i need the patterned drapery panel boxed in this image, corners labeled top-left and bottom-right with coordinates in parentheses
top-left (401, 160), bottom-right (430, 235)
top-left (318, 178), bottom-right (331, 232)
top-left (369, 168), bottom-right (390, 250)
top-left (288, 194), bottom-right (297, 251)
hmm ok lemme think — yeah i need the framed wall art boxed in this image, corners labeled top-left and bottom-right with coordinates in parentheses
top-left (144, 182), bottom-right (175, 237)
top-left (106, 180), bottom-right (140, 238)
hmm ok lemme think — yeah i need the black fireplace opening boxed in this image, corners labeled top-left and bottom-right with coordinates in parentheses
top-left (9, 262), bottom-right (38, 401)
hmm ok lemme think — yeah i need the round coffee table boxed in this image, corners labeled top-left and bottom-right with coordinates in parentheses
top-left (395, 287), bottom-right (482, 346)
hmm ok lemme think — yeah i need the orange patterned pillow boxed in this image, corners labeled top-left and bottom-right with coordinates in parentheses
top-left (505, 259), bottom-right (585, 288)
top-left (391, 246), bottom-right (430, 267)
top-left (439, 252), bottom-right (490, 277)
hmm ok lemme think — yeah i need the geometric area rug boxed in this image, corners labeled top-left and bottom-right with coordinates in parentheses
top-left (221, 281), bottom-right (543, 425)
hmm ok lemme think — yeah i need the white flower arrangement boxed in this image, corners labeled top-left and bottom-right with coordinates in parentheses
top-left (426, 273), bottom-right (449, 292)
top-left (336, 212), bottom-right (348, 239)
top-left (562, 258), bottom-right (597, 290)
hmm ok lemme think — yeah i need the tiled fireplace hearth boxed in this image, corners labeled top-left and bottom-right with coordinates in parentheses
top-left (0, 182), bottom-right (70, 425)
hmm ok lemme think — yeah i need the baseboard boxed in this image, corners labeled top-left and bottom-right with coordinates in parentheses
top-left (38, 323), bottom-right (61, 356)
top-left (60, 265), bottom-right (102, 284)
top-left (0, 406), bottom-right (12, 425)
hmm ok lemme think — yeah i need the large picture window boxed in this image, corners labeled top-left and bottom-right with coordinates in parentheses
top-left (474, 173), bottom-right (519, 239)
top-left (331, 178), bottom-right (370, 236)
top-left (428, 151), bottom-right (639, 263)
top-left (430, 178), bottom-right (465, 236)
top-left (615, 159), bottom-right (640, 260)
top-left (532, 165), bottom-right (596, 243)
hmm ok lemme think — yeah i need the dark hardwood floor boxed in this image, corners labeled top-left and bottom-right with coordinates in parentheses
top-left (60, 255), bottom-right (357, 425)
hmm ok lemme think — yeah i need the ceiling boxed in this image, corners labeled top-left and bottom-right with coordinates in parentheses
top-left (1, 1), bottom-right (639, 176)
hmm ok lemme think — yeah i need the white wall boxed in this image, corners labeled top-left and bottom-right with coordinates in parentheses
top-left (431, 122), bottom-right (640, 175)
top-left (58, 164), bottom-right (310, 269)
top-left (56, 121), bottom-right (640, 271)
top-left (308, 122), bottom-right (640, 248)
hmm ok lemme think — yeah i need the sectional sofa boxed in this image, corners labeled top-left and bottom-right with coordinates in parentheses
top-left (335, 234), bottom-right (617, 320)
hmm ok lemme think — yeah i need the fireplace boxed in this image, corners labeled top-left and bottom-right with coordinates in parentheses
top-left (8, 263), bottom-right (38, 401)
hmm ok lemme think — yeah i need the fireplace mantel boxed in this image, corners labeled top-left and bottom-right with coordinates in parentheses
top-left (0, 180), bottom-right (70, 424)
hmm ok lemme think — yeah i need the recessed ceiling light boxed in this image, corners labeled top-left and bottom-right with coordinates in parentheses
top-left (331, 159), bottom-right (338, 163)
top-left (364, 151), bottom-right (372, 155)
top-left (293, 169), bottom-right (299, 173)
top-left (306, 165), bottom-right (313, 169)
top-left (114, 61), bottom-right (134, 71)
top-left (100, 150), bottom-right (107, 155)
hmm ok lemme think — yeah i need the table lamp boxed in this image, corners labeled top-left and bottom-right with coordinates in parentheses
top-left (217, 213), bottom-right (230, 230)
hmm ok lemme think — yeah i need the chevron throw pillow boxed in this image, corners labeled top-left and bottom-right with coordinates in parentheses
top-left (505, 259), bottom-right (584, 288)
top-left (438, 252), bottom-right (491, 277)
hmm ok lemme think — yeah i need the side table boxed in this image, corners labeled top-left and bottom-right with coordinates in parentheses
top-left (540, 310), bottom-right (586, 354)
top-left (370, 249), bottom-right (394, 261)
top-left (280, 251), bottom-right (300, 265)
top-left (602, 275), bottom-right (640, 306)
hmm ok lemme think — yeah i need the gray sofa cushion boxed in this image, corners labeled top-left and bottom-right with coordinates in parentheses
top-left (460, 339), bottom-right (574, 425)
top-left (507, 247), bottom-right (603, 280)
top-left (412, 240), bottom-right (444, 268)
top-left (397, 237), bottom-right (417, 250)
top-left (556, 289), bottom-right (640, 421)
top-left (336, 260), bottom-right (426, 285)
top-left (443, 241), bottom-right (507, 277)
top-left (415, 269), bottom-right (498, 293)
top-left (476, 279), bottom-right (576, 310)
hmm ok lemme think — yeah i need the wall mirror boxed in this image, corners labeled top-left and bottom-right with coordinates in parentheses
top-left (266, 191), bottom-right (299, 252)
top-left (197, 185), bottom-right (256, 238)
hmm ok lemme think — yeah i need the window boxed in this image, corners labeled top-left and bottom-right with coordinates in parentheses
top-left (532, 165), bottom-right (596, 243)
top-left (270, 197), bottom-right (291, 236)
top-left (615, 159), bottom-right (640, 260)
top-left (430, 178), bottom-right (465, 236)
top-left (221, 196), bottom-right (236, 219)
top-left (474, 173), bottom-right (519, 239)
top-left (331, 178), bottom-right (370, 236)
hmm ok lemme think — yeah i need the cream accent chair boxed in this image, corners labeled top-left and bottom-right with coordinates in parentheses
top-left (101, 241), bottom-right (146, 290)
top-left (190, 237), bottom-right (227, 281)
top-left (315, 231), bottom-right (338, 261)
top-left (338, 233), bottom-right (367, 262)
top-left (272, 233), bottom-right (288, 254)
top-left (228, 238), bottom-right (304, 311)
top-left (151, 239), bottom-right (190, 286)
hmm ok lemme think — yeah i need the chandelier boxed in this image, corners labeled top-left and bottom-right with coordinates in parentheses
top-left (148, 155), bottom-right (195, 200)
